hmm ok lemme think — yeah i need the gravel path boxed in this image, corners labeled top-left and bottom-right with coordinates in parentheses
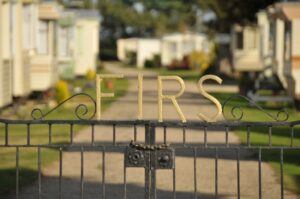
top-left (13, 62), bottom-right (299, 199)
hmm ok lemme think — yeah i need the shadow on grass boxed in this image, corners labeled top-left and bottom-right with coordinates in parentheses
top-left (0, 168), bottom-right (37, 197)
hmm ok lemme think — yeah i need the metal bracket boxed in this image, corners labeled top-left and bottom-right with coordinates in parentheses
top-left (125, 147), bottom-right (146, 167)
top-left (155, 148), bottom-right (174, 169)
top-left (125, 141), bottom-right (174, 169)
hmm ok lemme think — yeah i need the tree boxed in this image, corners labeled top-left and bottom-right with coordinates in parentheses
top-left (197, 0), bottom-right (280, 32)
top-left (98, 0), bottom-right (281, 59)
top-left (98, 0), bottom-right (201, 60)
top-left (83, 0), bottom-right (93, 9)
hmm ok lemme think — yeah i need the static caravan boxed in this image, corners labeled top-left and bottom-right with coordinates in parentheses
top-left (10, 0), bottom-right (40, 98)
top-left (72, 9), bottom-right (100, 76)
top-left (267, 4), bottom-right (287, 89)
top-left (275, 3), bottom-right (300, 100)
top-left (161, 33), bottom-right (209, 66)
top-left (22, 0), bottom-right (39, 92)
top-left (117, 38), bottom-right (161, 68)
top-left (30, 2), bottom-right (60, 91)
top-left (0, 0), bottom-right (13, 108)
top-left (231, 24), bottom-right (264, 72)
top-left (57, 10), bottom-right (76, 79)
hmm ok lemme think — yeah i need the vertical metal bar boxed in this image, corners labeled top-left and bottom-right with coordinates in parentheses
top-left (145, 124), bottom-right (156, 199)
top-left (290, 125), bottom-right (294, 147)
top-left (5, 123), bottom-right (8, 146)
top-left (145, 124), bottom-right (151, 199)
top-left (16, 147), bottom-right (19, 199)
top-left (91, 124), bottom-right (95, 145)
top-left (215, 148), bottom-right (218, 198)
top-left (194, 147), bottom-right (197, 199)
top-left (173, 155), bottom-right (176, 199)
top-left (38, 147), bottom-right (42, 199)
top-left (182, 126), bottom-right (186, 146)
top-left (246, 126), bottom-right (250, 147)
top-left (102, 147), bottom-right (106, 199)
top-left (268, 126), bottom-right (272, 147)
top-left (48, 124), bottom-right (52, 145)
top-left (134, 124), bottom-right (137, 142)
top-left (124, 160), bottom-right (127, 199)
top-left (258, 148), bottom-right (262, 199)
top-left (153, 151), bottom-right (157, 199)
top-left (163, 126), bottom-right (167, 144)
top-left (27, 124), bottom-right (30, 146)
top-left (280, 148), bottom-right (284, 199)
top-left (204, 126), bottom-right (207, 147)
top-left (225, 126), bottom-right (229, 147)
top-left (81, 147), bottom-right (84, 199)
top-left (70, 124), bottom-right (74, 145)
top-left (236, 149), bottom-right (240, 199)
top-left (59, 147), bottom-right (63, 199)
top-left (113, 124), bottom-right (116, 145)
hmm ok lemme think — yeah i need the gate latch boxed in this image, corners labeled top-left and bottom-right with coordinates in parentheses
top-left (125, 141), bottom-right (174, 169)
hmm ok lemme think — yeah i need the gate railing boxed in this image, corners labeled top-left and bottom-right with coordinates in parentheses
top-left (1, 118), bottom-right (300, 199)
top-left (0, 93), bottom-right (299, 199)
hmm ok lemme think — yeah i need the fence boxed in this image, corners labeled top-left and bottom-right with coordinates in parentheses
top-left (0, 93), bottom-right (299, 198)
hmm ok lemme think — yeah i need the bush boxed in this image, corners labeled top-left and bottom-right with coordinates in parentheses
top-left (167, 56), bottom-right (189, 70)
top-left (144, 59), bottom-right (155, 68)
top-left (153, 54), bottom-right (161, 67)
top-left (188, 42), bottom-right (217, 74)
top-left (86, 69), bottom-right (96, 80)
top-left (54, 80), bottom-right (70, 103)
top-left (100, 48), bottom-right (117, 60)
top-left (144, 54), bottom-right (161, 68)
top-left (188, 51), bottom-right (210, 72)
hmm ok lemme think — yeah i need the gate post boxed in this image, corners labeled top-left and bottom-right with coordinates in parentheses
top-left (145, 124), bottom-right (156, 199)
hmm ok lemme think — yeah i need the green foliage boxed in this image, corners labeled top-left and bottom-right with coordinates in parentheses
top-left (198, 0), bottom-right (280, 31)
top-left (54, 80), bottom-right (70, 104)
top-left (188, 42), bottom-right (216, 73)
top-left (144, 54), bottom-right (161, 68)
top-left (153, 54), bottom-right (161, 67)
top-left (98, 0), bottom-right (280, 58)
top-left (98, 0), bottom-right (200, 59)
top-left (144, 59), bottom-right (155, 68)
top-left (83, 0), bottom-right (93, 9)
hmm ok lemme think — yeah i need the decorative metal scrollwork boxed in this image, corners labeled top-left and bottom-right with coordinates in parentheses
top-left (129, 140), bottom-right (170, 151)
top-left (31, 93), bottom-right (96, 120)
top-left (222, 94), bottom-right (289, 122)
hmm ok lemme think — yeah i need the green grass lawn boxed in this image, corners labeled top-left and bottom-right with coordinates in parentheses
top-left (0, 75), bottom-right (129, 197)
top-left (213, 92), bottom-right (300, 193)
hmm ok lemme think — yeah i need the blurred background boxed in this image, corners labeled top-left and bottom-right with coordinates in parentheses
top-left (2, 0), bottom-right (300, 119)
top-left (2, 0), bottom-right (300, 198)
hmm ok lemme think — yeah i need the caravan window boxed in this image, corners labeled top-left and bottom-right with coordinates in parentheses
top-left (37, 20), bottom-right (49, 55)
top-left (23, 5), bottom-right (32, 49)
top-left (236, 31), bottom-right (243, 49)
top-left (1, 2), bottom-right (10, 59)
top-left (58, 27), bottom-right (72, 57)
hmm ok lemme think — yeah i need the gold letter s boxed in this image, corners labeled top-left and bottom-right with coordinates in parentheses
top-left (197, 75), bottom-right (223, 122)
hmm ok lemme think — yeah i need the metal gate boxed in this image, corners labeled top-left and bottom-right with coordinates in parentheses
top-left (0, 96), bottom-right (300, 199)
